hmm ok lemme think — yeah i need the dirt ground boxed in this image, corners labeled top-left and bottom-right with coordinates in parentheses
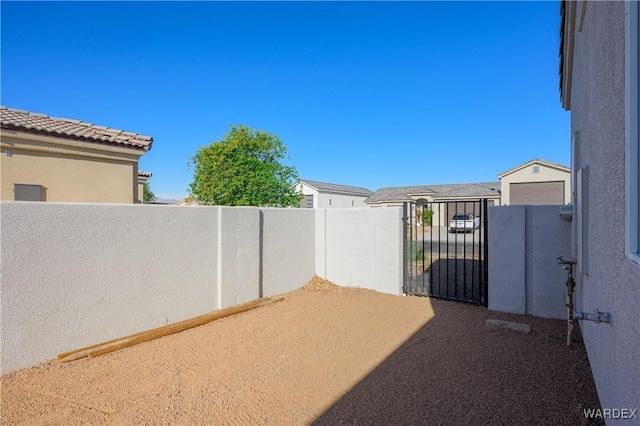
top-left (1, 277), bottom-right (602, 425)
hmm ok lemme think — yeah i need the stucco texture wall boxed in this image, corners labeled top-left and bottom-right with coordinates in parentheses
top-left (0, 136), bottom-right (139, 204)
top-left (488, 205), bottom-right (570, 319)
top-left (569, 1), bottom-right (640, 413)
top-left (261, 208), bottom-right (316, 297)
top-left (317, 207), bottom-right (403, 295)
top-left (1, 202), bottom-right (218, 374)
top-left (1, 203), bottom-right (403, 374)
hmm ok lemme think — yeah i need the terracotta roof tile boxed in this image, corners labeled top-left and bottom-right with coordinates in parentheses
top-left (0, 106), bottom-right (153, 151)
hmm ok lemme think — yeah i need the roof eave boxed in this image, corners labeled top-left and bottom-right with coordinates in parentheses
top-left (1, 124), bottom-right (152, 152)
top-left (559, 0), bottom-right (576, 111)
top-left (498, 159), bottom-right (570, 178)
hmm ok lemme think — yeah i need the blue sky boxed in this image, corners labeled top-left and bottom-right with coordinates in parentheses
top-left (1, 1), bottom-right (569, 200)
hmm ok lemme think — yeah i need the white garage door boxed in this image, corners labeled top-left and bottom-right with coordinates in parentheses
top-left (510, 181), bottom-right (565, 205)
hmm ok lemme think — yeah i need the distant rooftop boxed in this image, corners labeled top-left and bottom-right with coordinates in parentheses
top-left (366, 182), bottom-right (501, 203)
top-left (497, 158), bottom-right (570, 178)
top-left (0, 106), bottom-right (153, 151)
top-left (298, 179), bottom-right (373, 196)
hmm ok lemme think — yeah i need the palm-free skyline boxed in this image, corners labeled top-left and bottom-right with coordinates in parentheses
top-left (1, 1), bottom-right (568, 200)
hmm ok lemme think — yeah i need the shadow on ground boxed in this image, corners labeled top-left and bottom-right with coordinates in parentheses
top-left (408, 259), bottom-right (484, 304)
top-left (311, 299), bottom-right (603, 426)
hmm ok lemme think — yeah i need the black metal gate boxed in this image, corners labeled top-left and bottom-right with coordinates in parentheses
top-left (403, 199), bottom-right (489, 306)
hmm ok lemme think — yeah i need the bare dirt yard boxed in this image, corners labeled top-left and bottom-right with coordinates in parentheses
top-left (1, 277), bottom-right (602, 425)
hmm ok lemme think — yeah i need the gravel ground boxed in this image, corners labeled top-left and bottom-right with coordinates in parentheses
top-left (1, 277), bottom-right (602, 425)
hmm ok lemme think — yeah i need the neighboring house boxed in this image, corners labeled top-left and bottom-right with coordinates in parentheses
top-left (175, 196), bottom-right (204, 206)
top-left (365, 182), bottom-right (501, 227)
top-left (560, 0), bottom-right (639, 413)
top-left (497, 159), bottom-right (570, 205)
top-left (0, 106), bottom-right (152, 203)
top-left (137, 170), bottom-right (152, 204)
top-left (295, 179), bottom-right (373, 208)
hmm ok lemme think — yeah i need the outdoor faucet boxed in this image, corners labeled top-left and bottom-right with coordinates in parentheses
top-left (557, 256), bottom-right (577, 346)
top-left (574, 310), bottom-right (612, 324)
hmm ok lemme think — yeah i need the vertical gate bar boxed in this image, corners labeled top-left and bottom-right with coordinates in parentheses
top-left (412, 203), bottom-right (416, 295)
top-left (471, 199), bottom-right (477, 303)
top-left (421, 205), bottom-right (425, 294)
top-left (429, 203), bottom-right (433, 297)
top-left (483, 198), bottom-right (489, 306)
top-left (480, 199), bottom-right (485, 305)
top-left (402, 202), bottom-right (407, 294)
top-left (446, 201), bottom-right (450, 298)
top-left (478, 200), bottom-right (483, 304)
top-left (438, 202), bottom-right (442, 297)
top-left (411, 202), bottom-right (415, 295)
top-left (413, 204), bottom-right (417, 295)
top-left (463, 201), bottom-right (467, 301)
top-left (447, 201), bottom-right (458, 297)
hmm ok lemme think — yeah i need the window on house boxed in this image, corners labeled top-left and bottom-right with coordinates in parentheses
top-left (305, 195), bottom-right (313, 208)
top-left (626, 0), bottom-right (640, 265)
top-left (352, 200), bottom-right (354, 206)
top-left (532, 165), bottom-right (540, 174)
top-left (14, 184), bottom-right (44, 201)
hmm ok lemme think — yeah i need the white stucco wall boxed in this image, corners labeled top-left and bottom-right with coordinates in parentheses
top-left (500, 163), bottom-right (571, 206)
top-left (217, 207), bottom-right (261, 308)
top-left (488, 205), bottom-right (570, 319)
top-left (1, 202), bottom-right (219, 375)
top-left (1, 202), bottom-right (403, 374)
top-left (567, 1), bottom-right (640, 415)
top-left (260, 208), bottom-right (316, 297)
top-left (488, 206), bottom-right (527, 314)
top-left (318, 207), bottom-right (403, 295)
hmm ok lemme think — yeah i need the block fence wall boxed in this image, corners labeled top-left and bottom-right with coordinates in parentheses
top-left (488, 205), bottom-right (571, 319)
top-left (0, 202), bottom-right (403, 374)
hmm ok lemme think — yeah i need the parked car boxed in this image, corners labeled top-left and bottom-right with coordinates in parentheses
top-left (449, 213), bottom-right (480, 233)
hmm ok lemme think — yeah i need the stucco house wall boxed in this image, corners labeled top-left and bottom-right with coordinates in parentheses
top-left (1, 134), bottom-right (139, 203)
top-left (498, 159), bottom-right (571, 206)
top-left (0, 107), bottom-right (151, 204)
top-left (561, 0), bottom-right (640, 415)
top-left (137, 171), bottom-right (152, 204)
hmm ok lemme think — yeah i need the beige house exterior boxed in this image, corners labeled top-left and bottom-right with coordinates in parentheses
top-left (137, 170), bottom-right (152, 204)
top-left (497, 159), bottom-right (570, 206)
top-left (0, 106), bottom-right (152, 203)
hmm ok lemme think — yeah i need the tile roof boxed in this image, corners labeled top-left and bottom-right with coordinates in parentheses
top-left (0, 106), bottom-right (153, 151)
top-left (137, 170), bottom-right (152, 178)
top-left (365, 182), bottom-right (501, 203)
top-left (298, 179), bottom-right (373, 196)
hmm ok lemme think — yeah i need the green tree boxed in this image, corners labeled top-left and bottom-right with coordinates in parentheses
top-left (188, 124), bottom-right (302, 207)
top-left (421, 209), bottom-right (433, 226)
top-left (143, 182), bottom-right (155, 204)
